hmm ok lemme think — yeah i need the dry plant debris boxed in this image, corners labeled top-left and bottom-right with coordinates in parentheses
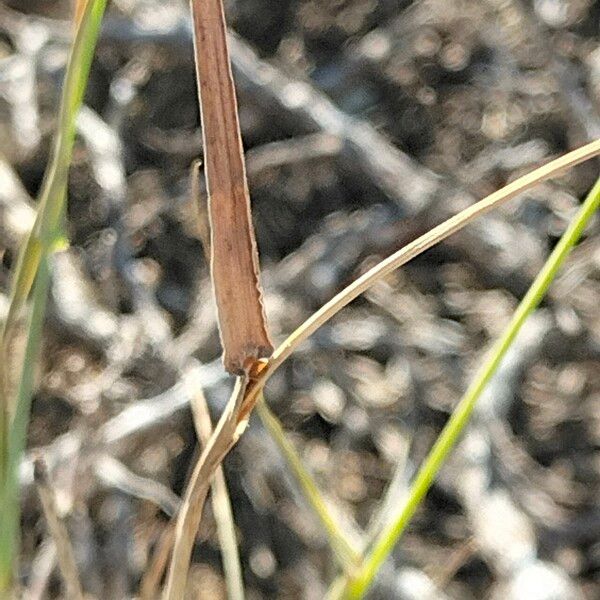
top-left (1, 0), bottom-right (600, 599)
top-left (191, 0), bottom-right (272, 376)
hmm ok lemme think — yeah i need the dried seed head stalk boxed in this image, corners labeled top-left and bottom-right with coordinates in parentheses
top-left (191, 0), bottom-right (273, 374)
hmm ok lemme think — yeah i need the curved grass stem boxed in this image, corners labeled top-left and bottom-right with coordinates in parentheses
top-left (240, 139), bottom-right (600, 419)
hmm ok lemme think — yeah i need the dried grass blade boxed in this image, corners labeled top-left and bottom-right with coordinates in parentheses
top-left (74, 0), bottom-right (87, 28)
top-left (166, 139), bottom-right (599, 596)
top-left (190, 0), bottom-right (272, 375)
top-left (139, 525), bottom-right (175, 600)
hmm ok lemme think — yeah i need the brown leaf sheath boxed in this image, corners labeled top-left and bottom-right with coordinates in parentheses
top-left (191, 0), bottom-right (273, 374)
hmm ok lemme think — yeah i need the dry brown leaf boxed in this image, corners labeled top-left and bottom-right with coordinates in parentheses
top-left (191, 0), bottom-right (272, 374)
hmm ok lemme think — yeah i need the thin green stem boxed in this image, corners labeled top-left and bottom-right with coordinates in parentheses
top-left (1, 0), bottom-right (106, 344)
top-left (340, 175), bottom-right (600, 599)
top-left (0, 1), bottom-right (107, 592)
top-left (256, 397), bottom-right (362, 572)
top-left (0, 258), bottom-right (50, 592)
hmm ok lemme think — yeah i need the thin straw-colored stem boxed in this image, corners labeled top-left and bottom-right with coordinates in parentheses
top-left (340, 175), bottom-right (600, 599)
top-left (191, 390), bottom-right (245, 600)
top-left (163, 377), bottom-right (248, 600)
top-left (33, 457), bottom-right (83, 600)
top-left (240, 139), bottom-right (600, 418)
top-left (162, 139), bottom-right (600, 600)
top-left (139, 525), bottom-right (175, 600)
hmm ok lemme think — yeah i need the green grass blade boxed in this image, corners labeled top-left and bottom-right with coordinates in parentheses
top-left (0, 257), bottom-right (50, 592)
top-left (1, 0), bottom-right (106, 342)
top-left (256, 397), bottom-right (362, 571)
top-left (0, 0), bottom-right (108, 592)
top-left (340, 175), bottom-right (600, 599)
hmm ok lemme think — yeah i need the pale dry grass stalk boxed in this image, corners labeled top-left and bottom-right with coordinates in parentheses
top-left (191, 390), bottom-right (245, 600)
top-left (140, 525), bottom-right (175, 600)
top-left (240, 138), bottom-right (600, 418)
top-left (73, 0), bottom-right (87, 28)
top-left (163, 377), bottom-right (248, 599)
top-left (33, 458), bottom-right (83, 600)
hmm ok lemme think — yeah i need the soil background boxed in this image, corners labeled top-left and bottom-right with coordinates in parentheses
top-left (1, 0), bottom-right (600, 598)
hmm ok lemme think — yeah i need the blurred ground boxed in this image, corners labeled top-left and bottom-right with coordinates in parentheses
top-left (1, 0), bottom-right (600, 598)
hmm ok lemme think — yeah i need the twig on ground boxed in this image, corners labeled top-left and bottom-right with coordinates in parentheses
top-left (227, 31), bottom-right (440, 214)
top-left (73, 11), bottom-right (442, 214)
top-left (0, 18), bottom-right (42, 155)
top-left (19, 360), bottom-right (226, 491)
top-left (93, 454), bottom-right (181, 517)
